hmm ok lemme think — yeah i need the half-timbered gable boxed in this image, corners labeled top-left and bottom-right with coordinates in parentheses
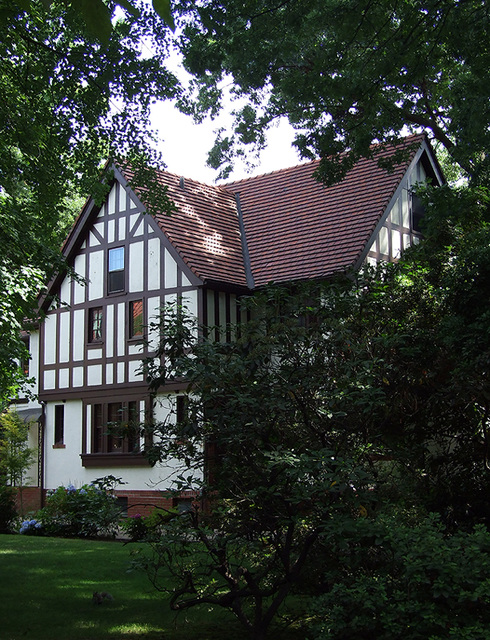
top-left (40, 171), bottom-right (203, 401)
top-left (12, 134), bottom-right (443, 514)
top-left (37, 169), bottom-right (206, 495)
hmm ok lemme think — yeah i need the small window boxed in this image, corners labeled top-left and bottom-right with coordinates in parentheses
top-left (54, 405), bottom-right (64, 446)
top-left (115, 496), bottom-right (128, 517)
top-left (88, 307), bottom-right (103, 343)
top-left (108, 247), bottom-right (125, 293)
top-left (20, 336), bottom-right (30, 376)
top-left (129, 300), bottom-right (144, 338)
top-left (21, 356), bottom-right (29, 376)
top-left (176, 395), bottom-right (187, 424)
top-left (411, 193), bottom-right (425, 233)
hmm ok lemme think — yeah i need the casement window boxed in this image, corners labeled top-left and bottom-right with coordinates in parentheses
top-left (88, 307), bottom-right (103, 343)
top-left (129, 299), bottom-right (144, 338)
top-left (108, 246), bottom-right (125, 293)
top-left (92, 401), bottom-right (140, 454)
top-left (54, 405), bottom-right (64, 447)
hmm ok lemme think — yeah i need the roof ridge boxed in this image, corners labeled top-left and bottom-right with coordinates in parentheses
top-left (223, 132), bottom-right (427, 188)
top-left (223, 159), bottom-right (314, 188)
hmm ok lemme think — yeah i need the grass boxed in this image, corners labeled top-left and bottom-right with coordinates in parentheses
top-left (0, 534), bottom-right (252, 640)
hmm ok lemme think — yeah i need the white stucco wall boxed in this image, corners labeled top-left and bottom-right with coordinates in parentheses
top-left (42, 395), bottom-right (184, 492)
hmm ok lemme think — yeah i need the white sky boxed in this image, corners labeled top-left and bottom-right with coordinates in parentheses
top-left (150, 59), bottom-right (302, 184)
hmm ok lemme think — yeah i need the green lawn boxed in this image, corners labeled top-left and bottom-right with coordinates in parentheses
top-left (0, 534), bottom-right (250, 640)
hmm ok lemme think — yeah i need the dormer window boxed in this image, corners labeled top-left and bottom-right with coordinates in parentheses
top-left (108, 247), bottom-right (125, 293)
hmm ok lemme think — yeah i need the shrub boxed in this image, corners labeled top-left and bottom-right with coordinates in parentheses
top-left (37, 476), bottom-right (123, 538)
top-left (121, 508), bottom-right (178, 542)
top-left (309, 514), bottom-right (490, 640)
top-left (0, 484), bottom-right (17, 533)
top-left (121, 513), bottom-right (147, 541)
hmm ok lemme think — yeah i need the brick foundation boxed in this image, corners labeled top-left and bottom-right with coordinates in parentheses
top-left (115, 489), bottom-right (200, 517)
top-left (14, 487), bottom-right (44, 515)
top-left (12, 487), bottom-right (200, 519)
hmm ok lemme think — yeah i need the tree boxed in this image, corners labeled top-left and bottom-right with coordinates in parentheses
top-left (140, 203), bottom-right (490, 637)
top-left (141, 296), bottom-right (380, 640)
top-left (173, 0), bottom-right (490, 184)
top-left (0, 410), bottom-right (36, 515)
top-left (19, 0), bottom-right (177, 46)
top-left (0, 0), bottom-right (178, 403)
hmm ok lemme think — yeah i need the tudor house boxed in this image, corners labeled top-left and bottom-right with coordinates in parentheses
top-left (13, 134), bottom-right (443, 515)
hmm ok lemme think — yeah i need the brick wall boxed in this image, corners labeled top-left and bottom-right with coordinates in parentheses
top-left (13, 487), bottom-right (200, 519)
top-left (14, 487), bottom-right (43, 515)
top-left (115, 489), bottom-right (200, 517)
top-left (116, 490), bottom-right (174, 517)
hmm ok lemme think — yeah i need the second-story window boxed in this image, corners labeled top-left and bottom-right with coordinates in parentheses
top-left (108, 247), bottom-right (125, 293)
top-left (411, 192), bottom-right (425, 233)
top-left (129, 299), bottom-right (144, 338)
top-left (89, 307), bottom-right (103, 343)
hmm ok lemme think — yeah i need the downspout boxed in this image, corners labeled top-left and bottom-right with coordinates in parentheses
top-left (39, 401), bottom-right (46, 507)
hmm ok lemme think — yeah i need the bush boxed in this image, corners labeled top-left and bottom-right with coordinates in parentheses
top-left (121, 508), bottom-right (178, 542)
top-left (37, 476), bottom-right (123, 538)
top-left (0, 484), bottom-right (17, 533)
top-left (309, 514), bottom-right (490, 640)
top-left (121, 513), bottom-right (147, 541)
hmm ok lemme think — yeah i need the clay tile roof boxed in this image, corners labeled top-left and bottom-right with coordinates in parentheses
top-left (122, 134), bottom-right (427, 290)
top-left (124, 168), bottom-right (249, 288)
top-left (225, 134), bottom-right (426, 287)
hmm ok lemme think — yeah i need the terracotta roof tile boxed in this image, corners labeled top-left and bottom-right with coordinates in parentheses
top-left (123, 169), bottom-right (249, 288)
top-left (225, 135), bottom-right (425, 286)
top-left (122, 134), bottom-right (427, 289)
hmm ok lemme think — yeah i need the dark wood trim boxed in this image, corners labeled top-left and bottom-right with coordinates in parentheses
top-left (226, 292), bottom-right (231, 342)
top-left (214, 289), bottom-right (220, 342)
top-left (81, 453), bottom-right (150, 467)
top-left (202, 286), bottom-right (208, 337)
top-left (40, 383), bottom-right (149, 403)
top-left (203, 280), bottom-right (250, 295)
top-left (82, 398), bottom-right (87, 455)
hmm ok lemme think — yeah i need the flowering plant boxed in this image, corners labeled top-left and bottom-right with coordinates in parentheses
top-left (19, 518), bottom-right (43, 535)
top-left (38, 476), bottom-right (124, 538)
top-left (121, 513), bottom-right (147, 541)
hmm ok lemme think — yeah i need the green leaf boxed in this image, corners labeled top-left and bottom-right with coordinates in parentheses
top-left (16, 0), bottom-right (32, 12)
top-left (116, 0), bottom-right (140, 19)
top-left (78, 0), bottom-right (112, 45)
top-left (152, 0), bottom-right (175, 31)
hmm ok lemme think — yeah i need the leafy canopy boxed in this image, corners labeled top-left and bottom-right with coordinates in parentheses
top-left (174, 0), bottom-right (490, 183)
top-left (0, 0), bottom-right (178, 402)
